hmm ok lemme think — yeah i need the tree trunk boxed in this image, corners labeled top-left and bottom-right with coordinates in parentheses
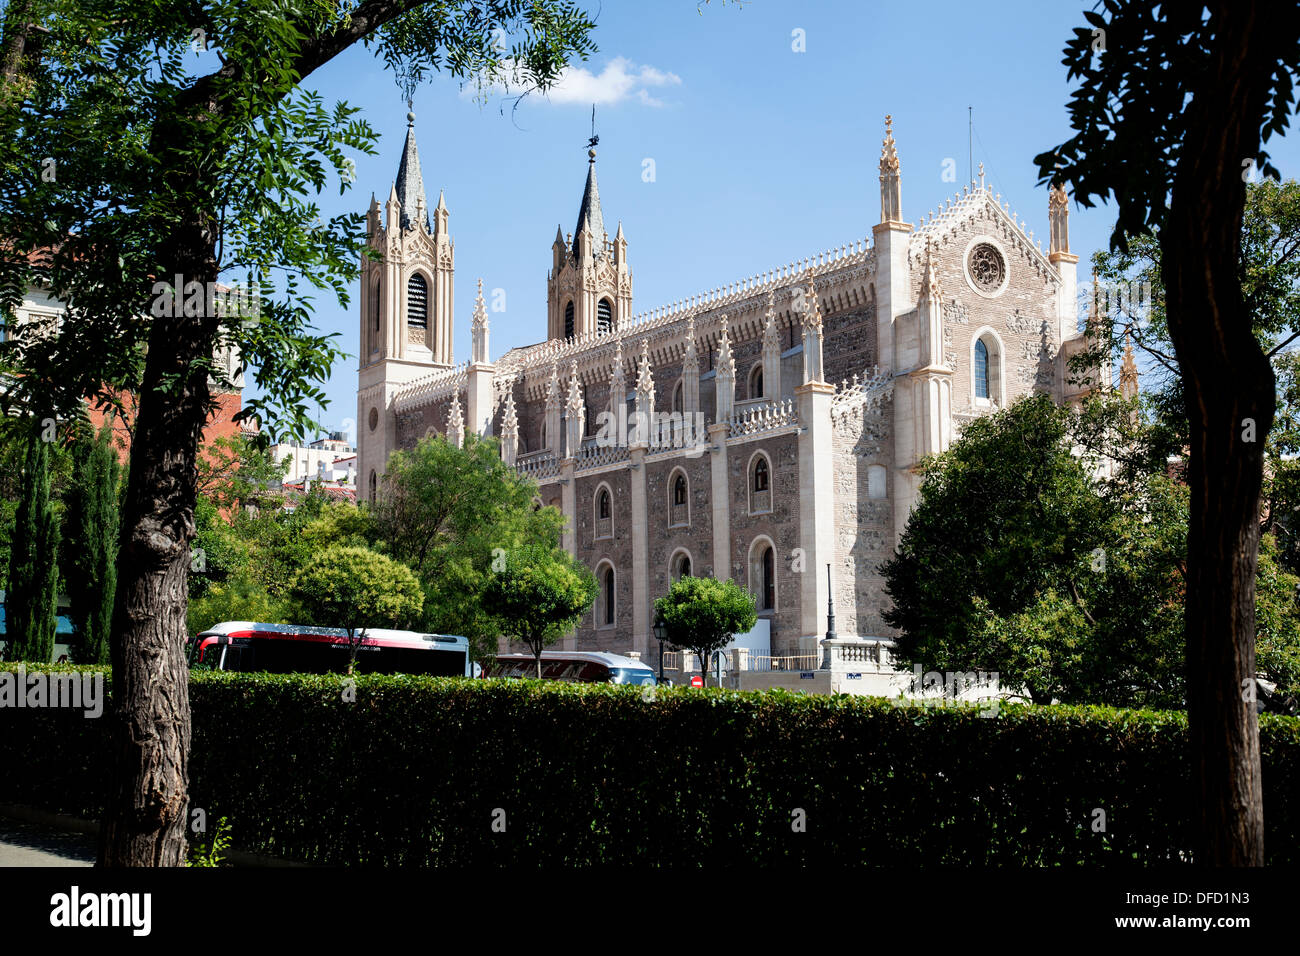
top-left (1162, 1), bottom-right (1278, 866)
top-left (97, 270), bottom-right (216, 867)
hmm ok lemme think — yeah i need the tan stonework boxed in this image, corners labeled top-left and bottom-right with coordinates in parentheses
top-left (358, 116), bottom-right (1107, 658)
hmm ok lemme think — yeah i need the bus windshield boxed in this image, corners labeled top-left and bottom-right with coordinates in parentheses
top-left (608, 667), bottom-right (657, 686)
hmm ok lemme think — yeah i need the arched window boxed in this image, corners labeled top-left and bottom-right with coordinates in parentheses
top-left (672, 551), bottom-right (692, 581)
top-left (971, 329), bottom-right (1004, 407)
top-left (672, 379), bottom-right (684, 414)
top-left (564, 300), bottom-right (575, 339)
top-left (748, 537), bottom-right (777, 612)
top-left (749, 363), bottom-right (764, 400)
top-left (368, 470), bottom-right (377, 505)
top-left (749, 453), bottom-right (772, 514)
top-left (594, 485), bottom-right (613, 539)
top-left (597, 297), bottom-right (613, 334)
top-left (974, 338), bottom-right (989, 399)
top-left (598, 564), bottom-right (616, 627)
top-left (407, 273), bottom-right (428, 329)
top-left (369, 278), bottom-right (380, 335)
top-left (669, 470), bottom-right (689, 527)
top-left (761, 545), bottom-right (775, 610)
top-left (540, 420), bottom-right (548, 450)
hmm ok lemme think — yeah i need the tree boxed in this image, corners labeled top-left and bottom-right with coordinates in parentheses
top-left (1035, 0), bottom-right (1300, 866)
top-left (4, 429), bottom-right (59, 662)
top-left (374, 433), bottom-right (565, 663)
top-left (1084, 182), bottom-right (1300, 571)
top-left (287, 545), bottom-right (423, 675)
top-left (64, 418), bottom-right (120, 664)
top-left (1254, 534), bottom-right (1300, 702)
top-left (883, 395), bottom-right (1184, 706)
top-left (1, 0), bottom-right (595, 865)
top-left (195, 433), bottom-right (290, 513)
top-left (655, 576), bottom-right (756, 685)
top-left (482, 544), bottom-right (596, 678)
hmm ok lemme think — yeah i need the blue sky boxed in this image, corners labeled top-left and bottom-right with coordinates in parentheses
top-left (283, 0), bottom-right (1300, 440)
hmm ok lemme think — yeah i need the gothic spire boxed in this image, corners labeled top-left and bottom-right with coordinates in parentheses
top-left (501, 385), bottom-right (519, 466)
top-left (918, 237), bottom-right (942, 306)
top-left (395, 109), bottom-right (432, 232)
top-left (575, 145), bottom-right (606, 252)
top-left (879, 114), bottom-right (902, 224)
top-left (446, 390), bottom-right (465, 448)
top-left (471, 278), bottom-right (489, 365)
top-left (1120, 331), bottom-right (1139, 401)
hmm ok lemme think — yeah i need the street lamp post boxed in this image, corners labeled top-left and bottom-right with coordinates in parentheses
top-left (822, 563), bottom-right (837, 670)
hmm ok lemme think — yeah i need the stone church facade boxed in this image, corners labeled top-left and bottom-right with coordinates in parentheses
top-left (357, 114), bottom-right (1106, 662)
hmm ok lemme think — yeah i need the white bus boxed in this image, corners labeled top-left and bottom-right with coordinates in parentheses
top-left (483, 650), bottom-right (658, 685)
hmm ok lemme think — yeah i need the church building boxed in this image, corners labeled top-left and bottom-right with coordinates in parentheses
top-left (356, 113), bottom-right (1108, 662)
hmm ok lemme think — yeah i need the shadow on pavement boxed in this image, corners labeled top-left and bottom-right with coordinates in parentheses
top-left (0, 819), bottom-right (95, 867)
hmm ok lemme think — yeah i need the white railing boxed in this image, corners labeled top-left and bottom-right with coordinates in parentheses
top-left (392, 361), bottom-right (469, 413)
top-left (516, 451), bottom-right (558, 480)
top-left (728, 398), bottom-right (797, 438)
top-left (575, 439), bottom-right (631, 471)
top-left (741, 652), bottom-right (822, 672)
top-left (495, 240), bottom-right (876, 382)
top-left (830, 367), bottom-right (893, 426)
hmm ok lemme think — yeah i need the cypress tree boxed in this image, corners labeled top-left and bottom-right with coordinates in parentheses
top-left (66, 419), bottom-right (120, 664)
top-left (6, 431), bottom-right (60, 662)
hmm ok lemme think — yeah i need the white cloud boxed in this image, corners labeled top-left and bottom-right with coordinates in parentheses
top-left (466, 56), bottom-right (681, 108)
top-left (545, 57), bottom-right (681, 107)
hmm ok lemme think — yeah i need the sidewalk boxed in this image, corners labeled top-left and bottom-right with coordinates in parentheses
top-left (0, 817), bottom-right (95, 867)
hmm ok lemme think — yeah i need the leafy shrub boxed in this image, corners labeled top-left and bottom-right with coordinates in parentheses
top-left (1, 665), bottom-right (1297, 865)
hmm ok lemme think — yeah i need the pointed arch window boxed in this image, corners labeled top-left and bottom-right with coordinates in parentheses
top-left (598, 564), bottom-right (616, 627)
top-left (748, 538), bottom-right (777, 612)
top-left (672, 379), bottom-right (684, 414)
top-left (974, 338), bottom-right (990, 399)
top-left (368, 470), bottom-right (377, 505)
top-left (750, 363), bottom-right (764, 400)
top-left (407, 274), bottom-right (428, 329)
top-left (369, 278), bottom-right (380, 336)
top-left (761, 545), bottom-right (775, 610)
top-left (749, 453), bottom-right (772, 514)
top-left (669, 470), bottom-right (689, 527)
top-left (595, 486), bottom-right (613, 539)
top-left (597, 297), bottom-right (613, 334)
top-left (564, 300), bottom-right (575, 340)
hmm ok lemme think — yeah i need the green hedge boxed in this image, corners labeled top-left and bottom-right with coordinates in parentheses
top-left (2, 666), bottom-right (1298, 865)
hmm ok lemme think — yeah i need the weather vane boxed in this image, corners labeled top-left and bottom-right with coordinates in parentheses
top-left (587, 104), bottom-right (599, 152)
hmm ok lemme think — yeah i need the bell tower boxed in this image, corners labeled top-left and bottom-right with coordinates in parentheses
top-left (357, 109), bottom-right (454, 503)
top-left (547, 141), bottom-right (632, 341)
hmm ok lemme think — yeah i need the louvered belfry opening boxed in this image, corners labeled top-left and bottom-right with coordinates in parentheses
top-left (407, 274), bottom-right (428, 329)
top-left (597, 297), bottom-right (613, 334)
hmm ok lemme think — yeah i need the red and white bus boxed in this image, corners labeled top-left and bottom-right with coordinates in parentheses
top-left (188, 621), bottom-right (472, 677)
